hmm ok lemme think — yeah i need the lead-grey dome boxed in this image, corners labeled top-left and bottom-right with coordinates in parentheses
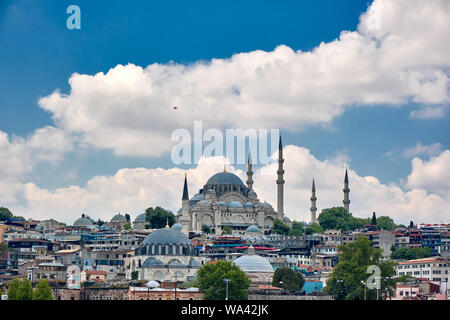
top-left (73, 217), bottom-right (94, 227)
top-left (142, 228), bottom-right (191, 246)
top-left (111, 213), bottom-right (127, 222)
top-left (171, 223), bottom-right (182, 231)
top-left (246, 225), bottom-right (260, 233)
top-left (205, 172), bottom-right (244, 186)
top-left (234, 254), bottom-right (274, 273)
top-left (134, 213), bottom-right (147, 223)
top-left (142, 257), bottom-right (164, 267)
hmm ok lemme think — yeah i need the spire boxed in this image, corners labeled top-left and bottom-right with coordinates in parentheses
top-left (310, 178), bottom-right (317, 223)
top-left (277, 134), bottom-right (285, 218)
top-left (343, 168), bottom-right (350, 212)
top-left (182, 173), bottom-right (189, 201)
top-left (246, 152), bottom-right (254, 190)
top-left (224, 163), bottom-right (227, 172)
top-left (165, 217), bottom-right (170, 228)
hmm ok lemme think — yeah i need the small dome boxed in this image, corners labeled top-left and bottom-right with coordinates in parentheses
top-left (283, 216), bottom-right (291, 222)
top-left (205, 172), bottom-right (245, 186)
top-left (248, 190), bottom-right (257, 197)
top-left (261, 202), bottom-right (273, 209)
top-left (168, 260), bottom-right (185, 267)
top-left (111, 213), bottom-right (127, 222)
top-left (234, 254), bottom-right (274, 273)
top-left (244, 202), bottom-right (254, 208)
top-left (188, 258), bottom-right (202, 267)
top-left (228, 201), bottom-right (243, 208)
top-left (73, 217), bottom-right (94, 227)
top-left (142, 257), bottom-right (164, 267)
top-left (134, 213), bottom-right (147, 223)
top-left (141, 228), bottom-right (191, 246)
top-left (218, 201), bottom-right (226, 207)
top-left (198, 200), bottom-right (210, 207)
top-left (146, 280), bottom-right (160, 288)
top-left (190, 194), bottom-right (205, 201)
top-left (171, 223), bottom-right (182, 231)
top-left (206, 189), bottom-right (215, 195)
top-left (246, 225), bottom-right (260, 233)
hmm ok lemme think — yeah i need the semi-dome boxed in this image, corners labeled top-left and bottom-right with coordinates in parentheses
top-left (244, 202), bottom-right (254, 208)
top-left (142, 228), bottom-right (191, 246)
top-left (228, 201), bottom-right (243, 208)
top-left (142, 257), bottom-right (164, 267)
top-left (246, 225), bottom-right (260, 233)
top-left (73, 217), bottom-right (94, 227)
top-left (111, 213), bottom-right (127, 222)
top-left (218, 201), bottom-right (226, 207)
top-left (205, 172), bottom-right (244, 186)
top-left (171, 223), bottom-right (182, 231)
top-left (190, 194), bottom-right (205, 201)
top-left (198, 200), bottom-right (210, 207)
top-left (134, 213), bottom-right (147, 223)
top-left (234, 254), bottom-right (274, 273)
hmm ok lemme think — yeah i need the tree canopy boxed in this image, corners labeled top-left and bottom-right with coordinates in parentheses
top-left (0, 207), bottom-right (13, 222)
top-left (305, 222), bottom-right (323, 235)
top-left (145, 206), bottom-right (175, 229)
top-left (33, 279), bottom-right (53, 300)
top-left (318, 207), bottom-right (369, 232)
top-left (272, 219), bottom-right (290, 235)
top-left (201, 225), bottom-right (211, 234)
top-left (272, 268), bottom-right (305, 293)
top-left (391, 247), bottom-right (432, 260)
top-left (325, 236), bottom-right (397, 300)
top-left (288, 221), bottom-right (304, 236)
top-left (197, 261), bottom-right (251, 300)
top-left (16, 278), bottom-right (33, 300)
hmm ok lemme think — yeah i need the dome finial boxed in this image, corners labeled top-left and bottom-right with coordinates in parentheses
top-left (165, 217), bottom-right (170, 228)
top-left (224, 163), bottom-right (227, 172)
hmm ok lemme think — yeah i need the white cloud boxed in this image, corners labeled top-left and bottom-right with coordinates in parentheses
top-left (37, 0), bottom-right (450, 157)
top-left (9, 146), bottom-right (450, 226)
top-left (402, 142), bottom-right (442, 158)
top-left (410, 106), bottom-right (446, 119)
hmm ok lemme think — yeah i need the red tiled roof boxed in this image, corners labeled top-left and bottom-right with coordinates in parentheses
top-left (84, 270), bottom-right (107, 275)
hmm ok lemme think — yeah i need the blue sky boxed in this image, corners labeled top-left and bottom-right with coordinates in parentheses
top-left (0, 0), bottom-right (449, 223)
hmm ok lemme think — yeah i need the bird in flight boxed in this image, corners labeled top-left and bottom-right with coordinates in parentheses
top-left (173, 106), bottom-right (180, 110)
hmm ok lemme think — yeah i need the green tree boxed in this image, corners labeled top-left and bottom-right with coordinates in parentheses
top-left (96, 219), bottom-right (106, 227)
top-left (0, 207), bottom-right (13, 222)
top-left (272, 268), bottom-right (305, 293)
top-left (201, 225), bottom-right (211, 234)
top-left (305, 222), bottom-right (323, 235)
top-left (7, 278), bottom-right (20, 300)
top-left (131, 271), bottom-right (139, 281)
top-left (16, 278), bottom-right (33, 300)
top-left (288, 221), bottom-right (304, 236)
top-left (197, 261), bottom-right (251, 300)
top-left (32, 279), bottom-right (53, 300)
top-left (376, 216), bottom-right (396, 230)
top-left (123, 222), bottom-right (132, 230)
top-left (318, 207), bottom-right (366, 231)
top-left (145, 206), bottom-right (175, 229)
top-left (391, 247), bottom-right (432, 260)
top-left (222, 226), bottom-right (232, 235)
top-left (371, 212), bottom-right (377, 225)
top-left (325, 236), bottom-right (396, 300)
top-left (272, 219), bottom-right (289, 235)
top-left (409, 221), bottom-right (415, 229)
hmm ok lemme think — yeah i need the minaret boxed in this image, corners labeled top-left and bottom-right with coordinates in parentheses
top-left (180, 173), bottom-right (191, 233)
top-left (246, 152), bottom-right (254, 190)
top-left (310, 179), bottom-right (317, 223)
top-left (276, 136), bottom-right (285, 218)
top-left (343, 168), bottom-right (350, 212)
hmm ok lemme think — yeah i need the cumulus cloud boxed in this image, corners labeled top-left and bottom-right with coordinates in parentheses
top-left (38, 0), bottom-right (450, 157)
top-left (9, 146), bottom-right (450, 225)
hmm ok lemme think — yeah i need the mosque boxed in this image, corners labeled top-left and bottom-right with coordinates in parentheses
top-left (176, 137), bottom-right (290, 236)
top-left (175, 136), bottom-right (352, 235)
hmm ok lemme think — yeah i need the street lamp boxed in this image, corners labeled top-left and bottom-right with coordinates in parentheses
top-left (361, 280), bottom-right (367, 300)
top-left (223, 278), bottom-right (232, 300)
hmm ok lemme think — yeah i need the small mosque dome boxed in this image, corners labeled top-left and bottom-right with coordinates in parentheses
top-left (228, 201), bottom-right (243, 208)
top-left (73, 216), bottom-right (94, 227)
top-left (142, 257), bottom-right (164, 267)
top-left (190, 194), bottom-right (205, 201)
top-left (206, 189), bottom-right (215, 195)
top-left (142, 228), bottom-right (191, 246)
top-left (171, 223), bottom-right (182, 231)
top-left (134, 213), bottom-right (147, 223)
top-left (244, 202), bottom-right (254, 208)
top-left (111, 213), bottom-right (127, 222)
top-left (283, 216), bottom-right (291, 222)
top-left (248, 190), bottom-right (257, 198)
top-left (198, 200), bottom-right (210, 207)
top-left (246, 225), bottom-right (260, 233)
top-left (146, 280), bottom-right (160, 288)
top-left (218, 201), bottom-right (227, 207)
top-left (234, 252), bottom-right (274, 273)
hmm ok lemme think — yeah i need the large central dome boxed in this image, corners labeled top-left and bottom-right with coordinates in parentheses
top-left (205, 172), bottom-right (244, 186)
